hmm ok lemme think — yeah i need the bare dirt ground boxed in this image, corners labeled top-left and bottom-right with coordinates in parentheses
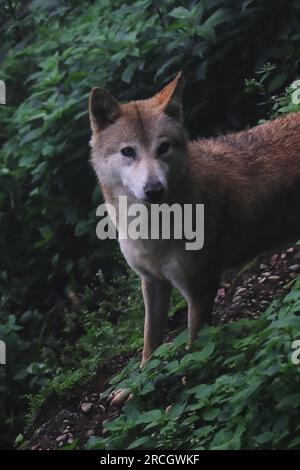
top-left (24, 243), bottom-right (300, 450)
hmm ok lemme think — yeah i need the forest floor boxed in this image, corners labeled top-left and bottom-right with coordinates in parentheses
top-left (23, 243), bottom-right (300, 450)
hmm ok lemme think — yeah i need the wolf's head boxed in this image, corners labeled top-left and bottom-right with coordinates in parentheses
top-left (89, 72), bottom-right (187, 203)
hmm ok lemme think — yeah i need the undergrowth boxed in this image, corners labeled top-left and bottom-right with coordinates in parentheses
top-left (83, 278), bottom-right (300, 450)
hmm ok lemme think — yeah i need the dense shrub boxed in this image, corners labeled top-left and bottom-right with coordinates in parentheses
top-left (85, 277), bottom-right (300, 450)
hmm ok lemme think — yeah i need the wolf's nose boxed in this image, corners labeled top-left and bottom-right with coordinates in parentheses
top-left (144, 181), bottom-right (164, 202)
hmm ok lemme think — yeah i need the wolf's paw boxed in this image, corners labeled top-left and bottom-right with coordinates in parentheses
top-left (107, 388), bottom-right (134, 408)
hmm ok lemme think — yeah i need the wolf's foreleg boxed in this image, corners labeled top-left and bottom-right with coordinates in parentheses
top-left (141, 276), bottom-right (172, 365)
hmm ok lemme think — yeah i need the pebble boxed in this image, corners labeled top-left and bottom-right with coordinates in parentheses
top-left (98, 404), bottom-right (106, 413)
top-left (262, 271), bottom-right (271, 277)
top-left (56, 434), bottom-right (67, 442)
top-left (289, 264), bottom-right (300, 272)
top-left (269, 275), bottom-right (280, 281)
top-left (217, 287), bottom-right (226, 298)
top-left (235, 287), bottom-right (247, 295)
top-left (81, 402), bottom-right (93, 413)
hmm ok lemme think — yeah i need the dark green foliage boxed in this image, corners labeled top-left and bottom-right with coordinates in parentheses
top-left (86, 278), bottom-right (300, 450)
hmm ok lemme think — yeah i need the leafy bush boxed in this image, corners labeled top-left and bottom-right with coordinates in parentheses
top-left (86, 278), bottom-right (300, 450)
top-left (2, 0), bottom-right (300, 312)
top-left (24, 269), bottom-right (144, 426)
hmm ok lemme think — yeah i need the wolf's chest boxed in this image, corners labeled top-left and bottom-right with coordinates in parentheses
top-left (119, 237), bottom-right (196, 296)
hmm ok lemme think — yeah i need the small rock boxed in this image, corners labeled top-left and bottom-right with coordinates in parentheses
top-left (233, 295), bottom-right (241, 304)
top-left (98, 404), bottom-right (106, 413)
top-left (56, 434), bottom-right (67, 443)
top-left (289, 264), bottom-right (300, 272)
top-left (109, 388), bottom-right (131, 408)
top-left (235, 287), bottom-right (247, 296)
top-left (85, 429), bottom-right (94, 438)
top-left (281, 253), bottom-right (287, 259)
top-left (270, 254), bottom-right (278, 264)
top-left (260, 264), bottom-right (268, 269)
top-left (262, 271), bottom-right (271, 277)
top-left (81, 402), bottom-right (93, 413)
top-left (287, 247), bottom-right (294, 254)
top-left (269, 275), bottom-right (280, 282)
top-left (217, 287), bottom-right (226, 299)
top-left (125, 393), bottom-right (134, 404)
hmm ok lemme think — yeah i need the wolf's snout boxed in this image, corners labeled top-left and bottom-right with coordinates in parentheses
top-left (144, 180), bottom-right (165, 203)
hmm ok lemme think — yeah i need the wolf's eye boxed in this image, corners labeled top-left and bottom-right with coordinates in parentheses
top-left (157, 142), bottom-right (170, 156)
top-left (121, 146), bottom-right (136, 158)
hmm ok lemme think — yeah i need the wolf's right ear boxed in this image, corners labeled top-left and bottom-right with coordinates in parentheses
top-left (89, 87), bottom-right (121, 132)
top-left (153, 72), bottom-right (184, 122)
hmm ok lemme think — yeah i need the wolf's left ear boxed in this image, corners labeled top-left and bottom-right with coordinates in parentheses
top-left (89, 87), bottom-right (121, 132)
top-left (154, 71), bottom-right (184, 122)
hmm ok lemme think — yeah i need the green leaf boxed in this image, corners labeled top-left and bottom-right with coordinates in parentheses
top-left (168, 7), bottom-right (191, 19)
top-left (268, 73), bottom-right (288, 93)
top-left (202, 408), bottom-right (220, 421)
top-left (136, 409), bottom-right (162, 425)
top-left (121, 63), bottom-right (137, 84)
top-left (128, 436), bottom-right (151, 449)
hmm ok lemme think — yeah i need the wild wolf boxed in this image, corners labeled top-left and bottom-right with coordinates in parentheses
top-left (89, 72), bottom-right (300, 374)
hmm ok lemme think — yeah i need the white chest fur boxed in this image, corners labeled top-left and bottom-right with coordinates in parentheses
top-left (119, 237), bottom-right (197, 298)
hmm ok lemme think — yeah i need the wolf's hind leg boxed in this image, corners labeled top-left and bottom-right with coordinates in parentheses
top-left (187, 281), bottom-right (219, 344)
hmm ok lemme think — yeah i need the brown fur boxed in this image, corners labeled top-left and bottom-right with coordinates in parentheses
top-left (89, 73), bottom-right (300, 368)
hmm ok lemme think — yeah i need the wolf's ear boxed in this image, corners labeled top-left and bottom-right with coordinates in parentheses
top-left (89, 87), bottom-right (121, 132)
top-left (154, 71), bottom-right (184, 121)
